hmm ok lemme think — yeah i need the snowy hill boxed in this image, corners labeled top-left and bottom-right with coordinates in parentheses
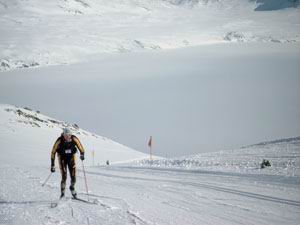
top-left (1, 103), bottom-right (300, 224)
top-left (132, 136), bottom-right (300, 177)
top-left (1, 0), bottom-right (299, 71)
top-left (0, 103), bottom-right (149, 166)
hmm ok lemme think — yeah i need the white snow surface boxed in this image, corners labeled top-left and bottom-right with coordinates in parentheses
top-left (1, 0), bottom-right (299, 71)
top-left (1, 103), bottom-right (300, 224)
top-left (1, 1), bottom-right (300, 224)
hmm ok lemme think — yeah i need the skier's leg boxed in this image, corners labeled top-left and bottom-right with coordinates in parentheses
top-left (58, 156), bottom-right (67, 196)
top-left (68, 155), bottom-right (77, 197)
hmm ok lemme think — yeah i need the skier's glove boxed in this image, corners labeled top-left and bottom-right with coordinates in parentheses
top-left (51, 166), bottom-right (55, 173)
top-left (80, 153), bottom-right (85, 161)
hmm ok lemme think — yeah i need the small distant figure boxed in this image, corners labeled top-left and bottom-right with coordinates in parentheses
top-left (106, 160), bottom-right (110, 166)
top-left (260, 159), bottom-right (271, 169)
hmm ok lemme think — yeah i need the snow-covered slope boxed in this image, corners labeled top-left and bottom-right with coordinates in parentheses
top-left (0, 103), bottom-right (148, 166)
top-left (132, 137), bottom-right (300, 177)
top-left (1, 103), bottom-right (300, 225)
top-left (1, 131), bottom-right (300, 225)
top-left (1, 0), bottom-right (299, 71)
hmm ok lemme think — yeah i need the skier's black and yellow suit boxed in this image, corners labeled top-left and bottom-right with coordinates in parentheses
top-left (51, 135), bottom-right (85, 193)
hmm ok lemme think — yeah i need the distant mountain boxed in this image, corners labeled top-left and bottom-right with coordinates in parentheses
top-left (0, 0), bottom-right (299, 72)
top-left (165, 0), bottom-right (299, 9)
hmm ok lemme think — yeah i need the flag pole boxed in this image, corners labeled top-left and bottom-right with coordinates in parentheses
top-left (150, 144), bottom-right (152, 161)
top-left (92, 150), bottom-right (95, 167)
top-left (149, 136), bottom-right (153, 161)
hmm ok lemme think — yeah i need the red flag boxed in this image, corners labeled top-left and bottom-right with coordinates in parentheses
top-left (148, 136), bottom-right (152, 148)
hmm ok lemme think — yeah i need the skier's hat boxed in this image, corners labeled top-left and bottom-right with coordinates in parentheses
top-left (62, 127), bottom-right (72, 135)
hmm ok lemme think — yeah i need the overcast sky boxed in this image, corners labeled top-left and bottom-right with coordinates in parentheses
top-left (1, 43), bottom-right (300, 157)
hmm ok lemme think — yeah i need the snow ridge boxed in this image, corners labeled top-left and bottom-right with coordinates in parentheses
top-left (244, 136), bottom-right (300, 148)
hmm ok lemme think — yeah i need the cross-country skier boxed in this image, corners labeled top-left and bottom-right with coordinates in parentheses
top-left (50, 128), bottom-right (85, 198)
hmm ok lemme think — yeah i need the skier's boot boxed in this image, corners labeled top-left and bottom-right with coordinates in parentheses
top-left (70, 186), bottom-right (77, 199)
top-left (60, 190), bottom-right (65, 199)
top-left (71, 190), bottom-right (77, 198)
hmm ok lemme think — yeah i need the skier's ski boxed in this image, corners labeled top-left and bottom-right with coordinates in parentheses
top-left (50, 196), bottom-right (97, 208)
top-left (72, 197), bottom-right (97, 205)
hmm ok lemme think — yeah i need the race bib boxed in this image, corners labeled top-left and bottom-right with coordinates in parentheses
top-left (65, 149), bottom-right (72, 154)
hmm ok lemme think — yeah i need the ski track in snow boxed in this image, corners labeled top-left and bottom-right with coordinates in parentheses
top-left (84, 168), bottom-right (300, 207)
top-left (0, 166), bottom-right (151, 225)
top-left (1, 164), bottom-right (300, 225)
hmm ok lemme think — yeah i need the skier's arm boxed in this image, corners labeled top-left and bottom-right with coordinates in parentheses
top-left (73, 136), bottom-right (85, 155)
top-left (51, 138), bottom-right (61, 166)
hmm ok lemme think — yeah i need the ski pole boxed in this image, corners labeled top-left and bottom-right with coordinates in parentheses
top-left (81, 160), bottom-right (90, 201)
top-left (42, 173), bottom-right (52, 187)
